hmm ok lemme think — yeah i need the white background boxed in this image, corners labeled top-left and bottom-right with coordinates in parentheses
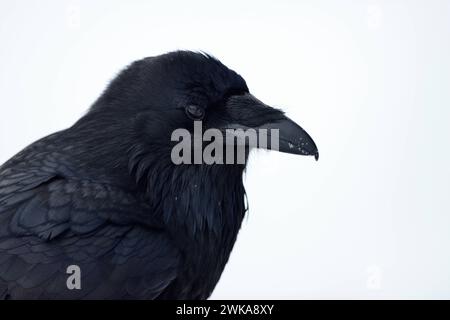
top-left (1, 0), bottom-right (449, 299)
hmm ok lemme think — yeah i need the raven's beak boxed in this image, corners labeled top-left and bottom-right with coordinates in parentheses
top-left (258, 117), bottom-right (319, 161)
top-left (225, 93), bottom-right (319, 161)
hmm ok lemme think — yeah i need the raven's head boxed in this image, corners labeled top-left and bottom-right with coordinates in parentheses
top-left (86, 51), bottom-right (318, 179)
top-left (72, 51), bottom-right (319, 247)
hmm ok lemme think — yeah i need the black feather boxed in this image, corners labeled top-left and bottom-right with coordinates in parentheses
top-left (0, 51), bottom-right (262, 299)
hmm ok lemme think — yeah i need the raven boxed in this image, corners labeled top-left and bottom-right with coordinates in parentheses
top-left (0, 51), bottom-right (318, 299)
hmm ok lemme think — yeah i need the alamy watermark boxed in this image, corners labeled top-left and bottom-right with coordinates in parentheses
top-left (366, 265), bottom-right (382, 290)
top-left (171, 121), bottom-right (279, 165)
top-left (66, 265), bottom-right (81, 290)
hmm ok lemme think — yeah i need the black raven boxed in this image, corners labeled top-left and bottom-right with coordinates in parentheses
top-left (0, 51), bottom-right (318, 299)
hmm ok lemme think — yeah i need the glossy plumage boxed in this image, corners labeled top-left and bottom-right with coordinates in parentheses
top-left (0, 51), bottom-right (317, 299)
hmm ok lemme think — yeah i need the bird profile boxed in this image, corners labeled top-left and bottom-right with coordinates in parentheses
top-left (0, 51), bottom-right (318, 299)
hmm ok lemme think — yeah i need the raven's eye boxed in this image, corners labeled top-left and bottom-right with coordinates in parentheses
top-left (185, 105), bottom-right (205, 120)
